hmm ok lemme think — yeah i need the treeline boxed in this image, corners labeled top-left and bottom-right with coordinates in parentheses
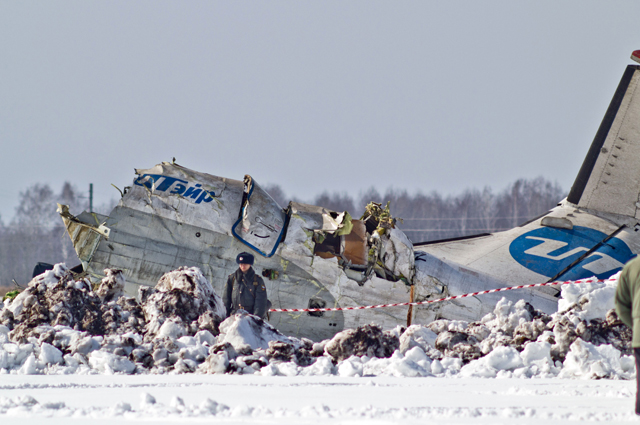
top-left (0, 177), bottom-right (564, 289)
top-left (266, 176), bottom-right (565, 243)
top-left (0, 183), bottom-right (116, 289)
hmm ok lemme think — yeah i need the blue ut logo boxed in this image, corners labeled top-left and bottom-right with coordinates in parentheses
top-left (509, 226), bottom-right (634, 281)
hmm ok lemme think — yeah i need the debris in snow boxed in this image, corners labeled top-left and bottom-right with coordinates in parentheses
top-left (5, 264), bottom-right (113, 342)
top-left (95, 269), bottom-right (126, 302)
top-left (0, 264), bottom-right (633, 379)
top-left (324, 324), bottom-right (399, 362)
top-left (266, 340), bottom-right (314, 366)
top-left (435, 330), bottom-right (482, 363)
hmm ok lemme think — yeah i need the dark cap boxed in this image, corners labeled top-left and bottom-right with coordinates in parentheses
top-left (236, 252), bottom-right (254, 265)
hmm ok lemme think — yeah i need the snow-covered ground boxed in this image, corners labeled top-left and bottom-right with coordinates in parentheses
top-left (0, 265), bottom-right (637, 422)
top-left (0, 375), bottom-right (636, 424)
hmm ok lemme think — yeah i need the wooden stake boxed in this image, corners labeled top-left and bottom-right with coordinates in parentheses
top-left (406, 285), bottom-right (415, 327)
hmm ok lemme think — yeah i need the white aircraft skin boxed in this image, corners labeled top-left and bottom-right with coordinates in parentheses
top-left (60, 62), bottom-right (640, 341)
top-left (413, 61), bottom-right (640, 323)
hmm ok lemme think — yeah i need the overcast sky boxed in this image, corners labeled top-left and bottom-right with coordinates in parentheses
top-left (1, 1), bottom-right (639, 222)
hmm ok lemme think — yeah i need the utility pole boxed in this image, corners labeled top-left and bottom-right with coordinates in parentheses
top-left (89, 183), bottom-right (93, 213)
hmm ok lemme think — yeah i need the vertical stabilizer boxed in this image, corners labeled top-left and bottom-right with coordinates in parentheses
top-left (567, 65), bottom-right (640, 218)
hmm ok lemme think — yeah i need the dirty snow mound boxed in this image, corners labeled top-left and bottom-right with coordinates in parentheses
top-left (95, 269), bottom-right (126, 302)
top-left (324, 324), bottom-right (399, 361)
top-left (0, 264), bottom-right (634, 380)
top-left (2, 264), bottom-right (137, 342)
top-left (140, 266), bottom-right (225, 340)
top-left (414, 272), bottom-right (633, 379)
top-left (0, 264), bottom-right (229, 375)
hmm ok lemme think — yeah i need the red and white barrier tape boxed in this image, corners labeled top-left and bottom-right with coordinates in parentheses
top-left (268, 277), bottom-right (606, 313)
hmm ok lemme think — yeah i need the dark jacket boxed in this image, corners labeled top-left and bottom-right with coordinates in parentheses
top-left (223, 267), bottom-right (268, 318)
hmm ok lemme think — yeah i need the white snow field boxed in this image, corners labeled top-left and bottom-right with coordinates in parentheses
top-left (0, 375), bottom-right (636, 424)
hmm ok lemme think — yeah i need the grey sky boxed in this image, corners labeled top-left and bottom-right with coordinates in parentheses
top-left (1, 1), bottom-right (639, 222)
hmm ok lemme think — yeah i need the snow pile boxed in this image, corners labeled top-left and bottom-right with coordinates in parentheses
top-left (140, 266), bottom-right (226, 340)
top-left (557, 275), bottom-right (619, 321)
top-left (324, 324), bottom-right (399, 361)
top-left (0, 265), bottom-right (227, 374)
top-left (558, 338), bottom-right (635, 379)
top-left (217, 311), bottom-right (297, 351)
top-left (2, 264), bottom-right (144, 342)
top-left (95, 268), bottom-right (126, 302)
top-left (0, 265), bottom-right (633, 379)
top-left (436, 273), bottom-right (633, 379)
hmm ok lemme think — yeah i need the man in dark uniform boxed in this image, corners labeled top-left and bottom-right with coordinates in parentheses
top-left (223, 252), bottom-right (269, 319)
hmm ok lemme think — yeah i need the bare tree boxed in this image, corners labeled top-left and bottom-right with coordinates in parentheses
top-left (11, 184), bottom-right (57, 229)
top-left (94, 198), bottom-right (119, 216)
top-left (0, 182), bottom-right (87, 288)
top-left (313, 191), bottom-right (356, 214)
top-left (262, 184), bottom-right (289, 209)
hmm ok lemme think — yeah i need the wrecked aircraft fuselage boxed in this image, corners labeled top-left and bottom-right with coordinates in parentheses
top-left (60, 163), bottom-right (429, 341)
top-left (59, 162), bottom-right (558, 341)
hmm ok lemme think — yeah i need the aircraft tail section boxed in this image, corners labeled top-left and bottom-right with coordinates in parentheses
top-left (567, 65), bottom-right (640, 219)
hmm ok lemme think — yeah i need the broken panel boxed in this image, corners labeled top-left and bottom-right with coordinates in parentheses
top-left (231, 175), bottom-right (288, 257)
top-left (342, 220), bottom-right (367, 266)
